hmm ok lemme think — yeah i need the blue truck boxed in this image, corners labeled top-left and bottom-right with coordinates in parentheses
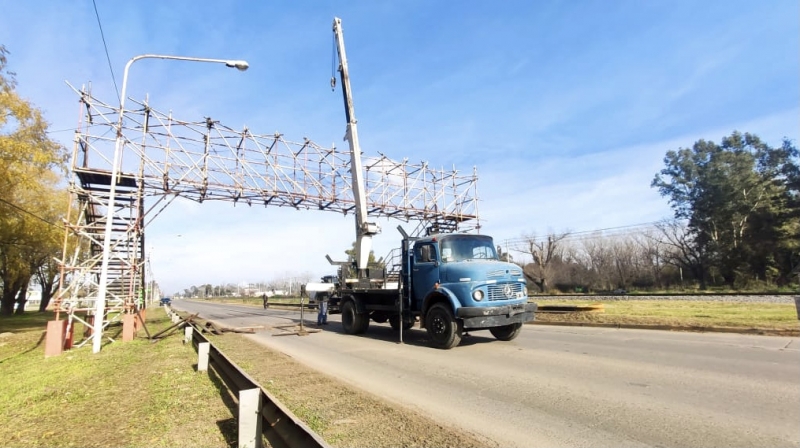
top-left (327, 18), bottom-right (535, 348)
top-left (328, 230), bottom-right (537, 349)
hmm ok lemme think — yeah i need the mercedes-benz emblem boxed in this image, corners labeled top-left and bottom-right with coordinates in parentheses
top-left (503, 284), bottom-right (513, 298)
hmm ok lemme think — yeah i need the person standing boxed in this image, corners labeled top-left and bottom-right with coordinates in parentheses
top-left (317, 293), bottom-right (329, 325)
top-left (262, 293), bottom-right (269, 309)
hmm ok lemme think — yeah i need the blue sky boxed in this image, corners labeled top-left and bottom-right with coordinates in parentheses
top-left (2, 1), bottom-right (798, 295)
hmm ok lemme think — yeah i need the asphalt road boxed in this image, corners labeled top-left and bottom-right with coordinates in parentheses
top-left (173, 300), bottom-right (800, 448)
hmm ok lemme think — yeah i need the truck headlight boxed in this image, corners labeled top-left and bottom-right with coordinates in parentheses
top-left (472, 290), bottom-right (484, 301)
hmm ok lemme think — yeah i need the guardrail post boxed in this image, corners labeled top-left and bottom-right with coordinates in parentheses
top-left (238, 388), bottom-right (263, 448)
top-left (198, 342), bottom-right (210, 372)
top-left (184, 326), bottom-right (193, 344)
top-left (172, 313), bottom-right (180, 324)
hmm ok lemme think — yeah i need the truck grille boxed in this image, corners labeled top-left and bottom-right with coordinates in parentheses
top-left (487, 282), bottom-right (525, 300)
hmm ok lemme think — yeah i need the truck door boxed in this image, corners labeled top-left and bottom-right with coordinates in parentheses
top-left (411, 242), bottom-right (439, 306)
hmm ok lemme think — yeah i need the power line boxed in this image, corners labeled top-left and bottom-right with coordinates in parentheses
top-left (92, 0), bottom-right (120, 102)
top-left (45, 123), bottom-right (104, 135)
top-left (503, 220), bottom-right (667, 247)
top-left (0, 197), bottom-right (65, 230)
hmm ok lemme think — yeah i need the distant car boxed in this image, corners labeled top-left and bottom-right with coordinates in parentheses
top-left (611, 288), bottom-right (627, 295)
top-left (160, 297), bottom-right (171, 305)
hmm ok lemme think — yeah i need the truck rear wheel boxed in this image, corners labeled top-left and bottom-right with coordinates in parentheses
top-left (489, 322), bottom-right (523, 341)
top-left (425, 303), bottom-right (462, 349)
top-left (342, 299), bottom-right (369, 335)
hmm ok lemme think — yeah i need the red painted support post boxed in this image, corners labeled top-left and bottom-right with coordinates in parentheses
top-left (84, 314), bottom-right (94, 337)
top-left (44, 320), bottom-right (67, 357)
top-left (122, 313), bottom-right (136, 341)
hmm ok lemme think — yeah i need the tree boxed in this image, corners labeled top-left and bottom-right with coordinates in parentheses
top-left (635, 230), bottom-right (669, 288)
top-left (0, 45), bottom-right (68, 315)
top-left (652, 131), bottom-right (799, 287)
top-left (518, 231), bottom-right (570, 293)
top-left (609, 236), bottom-right (637, 290)
top-left (581, 237), bottom-right (614, 290)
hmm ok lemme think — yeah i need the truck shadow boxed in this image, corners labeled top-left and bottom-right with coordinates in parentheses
top-left (260, 311), bottom-right (501, 348)
top-left (322, 321), bottom-right (500, 348)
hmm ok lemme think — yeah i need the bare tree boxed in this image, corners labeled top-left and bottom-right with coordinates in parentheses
top-left (609, 236), bottom-right (638, 289)
top-left (582, 237), bottom-right (614, 290)
top-left (654, 219), bottom-right (710, 289)
top-left (518, 231), bottom-right (571, 293)
top-left (635, 231), bottom-right (668, 288)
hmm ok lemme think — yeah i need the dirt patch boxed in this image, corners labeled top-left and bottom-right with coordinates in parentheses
top-left (211, 333), bottom-right (495, 448)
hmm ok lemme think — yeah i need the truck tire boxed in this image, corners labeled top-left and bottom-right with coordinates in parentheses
top-left (356, 312), bottom-right (370, 334)
top-left (425, 303), bottom-right (462, 349)
top-left (389, 315), bottom-right (414, 331)
top-left (489, 322), bottom-right (523, 341)
top-left (342, 299), bottom-right (369, 335)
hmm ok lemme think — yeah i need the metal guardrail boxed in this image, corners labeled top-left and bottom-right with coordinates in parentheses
top-left (185, 321), bottom-right (330, 448)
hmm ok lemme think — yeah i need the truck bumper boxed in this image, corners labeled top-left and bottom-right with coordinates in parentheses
top-left (456, 303), bottom-right (537, 330)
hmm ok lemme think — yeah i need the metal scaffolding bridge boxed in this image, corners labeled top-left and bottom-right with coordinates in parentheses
top-left (54, 86), bottom-right (480, 345)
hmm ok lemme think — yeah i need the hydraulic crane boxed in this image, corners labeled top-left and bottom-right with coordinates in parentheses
top-left (332, 16), bottom-right (380, 273)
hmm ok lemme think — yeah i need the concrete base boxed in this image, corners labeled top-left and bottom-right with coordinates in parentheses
top-left (122, 313), bottom-right (136, 342)
top-left (44, 320), bottom-right (68, 357)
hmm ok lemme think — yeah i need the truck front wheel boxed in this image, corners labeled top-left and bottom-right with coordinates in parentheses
top-left (342, 300), bottom-right (369, 335)
top-left (425, 303), bottom-right (462, 349)
top-left (489, 322), bottom-right (523, 341)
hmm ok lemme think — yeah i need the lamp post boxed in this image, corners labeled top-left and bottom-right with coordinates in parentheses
top-left (92, 54), bottom-right (249, 354)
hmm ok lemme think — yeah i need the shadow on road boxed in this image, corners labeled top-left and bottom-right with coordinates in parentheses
top-left (298, 319), bottom-right (500, 349)
top-left (182, 301), bottom-right (504, 349)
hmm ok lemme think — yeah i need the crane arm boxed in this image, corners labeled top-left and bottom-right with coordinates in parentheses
top-left (333, 17), bottom-right (380, 271)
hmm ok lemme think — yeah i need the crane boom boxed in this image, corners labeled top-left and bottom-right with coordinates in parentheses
top-left (333, 17), bottom-right (380, 271)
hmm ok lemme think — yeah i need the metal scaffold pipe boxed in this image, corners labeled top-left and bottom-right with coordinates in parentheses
top-left (92, 54), bottom-right (249, 354)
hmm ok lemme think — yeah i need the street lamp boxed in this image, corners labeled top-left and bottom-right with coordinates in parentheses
top-left (92, 54), bottom-right (249, 354)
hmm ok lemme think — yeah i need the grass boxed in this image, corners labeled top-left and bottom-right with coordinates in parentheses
top-left (212, 295), bottom-right (799, 334)
top-left (533, 299), bottom-right (800, 335)
top-left (0, 298), bottom-right (796, 447)
top-left (0, 311), bottom-right (237, 448)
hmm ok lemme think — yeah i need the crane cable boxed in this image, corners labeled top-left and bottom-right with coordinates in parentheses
top-left (330, 31), bottom-right (337, 91)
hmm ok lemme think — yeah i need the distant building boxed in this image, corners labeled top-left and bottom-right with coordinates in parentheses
top-left (23, 290), bottom-right (43, 311)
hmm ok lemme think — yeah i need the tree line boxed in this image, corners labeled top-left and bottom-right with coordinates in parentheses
top-left (519, 132), bottom-right (799, 293)
top-left (176, 243), bottom-right (380, 298)
top-left (178, 274), bottom-right (316, 299)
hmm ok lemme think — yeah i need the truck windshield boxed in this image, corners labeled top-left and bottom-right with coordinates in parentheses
top-left (440, 235), bottom-right (497, 262)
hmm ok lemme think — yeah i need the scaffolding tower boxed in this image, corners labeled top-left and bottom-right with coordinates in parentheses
top-left (53, 86), bottom-right (480, 349)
